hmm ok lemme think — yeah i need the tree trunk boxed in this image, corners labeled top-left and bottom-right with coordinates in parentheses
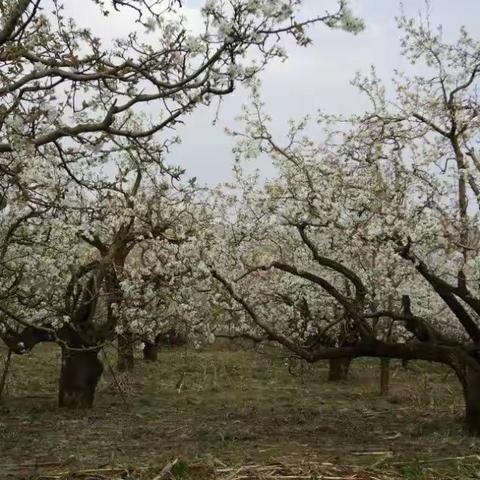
top-left (0, 349), bottom-right (12, 401)
top-left (117, 334), bottom-right (134, 372)
top-left (328, 358), bottom-right (351, 382)
top-left (380, 358), bottom-right (390, 396)
top-left (143, 341), bottom-right (159, 362)
top-left (58, 348), bottom-right (103, 409)
top-left (455, 362), bottom-right (480, 435)
top-left (402, 358), bottom-right (409, 369)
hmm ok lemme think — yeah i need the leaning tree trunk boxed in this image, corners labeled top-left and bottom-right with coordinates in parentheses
top-left (117, 333), bottom-right (134, 372)
top-left (454, 360), bottom-right (480, 435)
top-left (59, 347), bottom-right (103, 409)
top-left (328, 358), bottom-right (351, 382)
top-left (143, 340), bottom-right (159, 362)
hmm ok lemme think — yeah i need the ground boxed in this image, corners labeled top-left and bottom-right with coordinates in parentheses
top-left (1, 341), bottom-right (480, 479)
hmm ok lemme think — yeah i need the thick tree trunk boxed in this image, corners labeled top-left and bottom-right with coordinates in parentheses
top-left (380, 358), bottom-right (390, 396)
top-left (58, 348), bottom-right (103, 409)
top-left (143, 341), bottom-right (159, 362)
top-left (447, 353), bottom-right (480, 435)
top-left (117, 334), bottom-right (134, 372)
top-left (456, 363), bottom-right (480, 435)
top-left (328, 358), bottom-right (351, 382)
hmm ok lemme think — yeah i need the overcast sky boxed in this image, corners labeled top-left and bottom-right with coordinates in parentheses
top-left (63, 0), bottom-right (480, 184)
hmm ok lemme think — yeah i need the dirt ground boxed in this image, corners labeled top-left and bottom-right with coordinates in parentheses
top-left (1, 342), bottom-right (480, 479)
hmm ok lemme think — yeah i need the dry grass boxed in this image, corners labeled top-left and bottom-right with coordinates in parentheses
top-left (0, 341), bottom-right (479, 479)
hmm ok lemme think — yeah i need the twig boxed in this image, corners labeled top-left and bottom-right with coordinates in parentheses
top-left (101, 347), bottom-right (130, 410)
top-left (392, 454), bottom-right (480, 465)
top-left (153, 458), bottom-right (179, 480)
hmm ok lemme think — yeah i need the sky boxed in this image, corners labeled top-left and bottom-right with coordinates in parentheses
top-left (60, 0), bottom-right (480, 185)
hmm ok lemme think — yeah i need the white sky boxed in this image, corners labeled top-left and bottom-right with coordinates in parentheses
top-left (59, 0), bottom-right (480, 185)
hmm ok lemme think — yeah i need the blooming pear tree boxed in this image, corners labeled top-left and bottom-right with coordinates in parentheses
top-left (0, 0), bottom-right (362, 159)
top-left (209, 19), bottom-right (480, 434)
top-left (0, 0), bottom-right (363, 407)
top-left (0, 139), bottom-right (207, 407)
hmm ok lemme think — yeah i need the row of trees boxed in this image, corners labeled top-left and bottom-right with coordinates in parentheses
top-left (208, 18), bottom-right (480, 433)
top-left (0, 0), bottom-right (362, 407)
top-left (3, 0), bottom-right (480, 437)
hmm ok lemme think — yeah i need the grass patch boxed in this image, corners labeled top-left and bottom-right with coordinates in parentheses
top-left (0, 343), bottom-right (478, 479)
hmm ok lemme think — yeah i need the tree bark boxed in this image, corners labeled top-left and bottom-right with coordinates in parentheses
top-left (58, 347), bottom-right (103, 409)
top-left (464, 371), bottom-right (480, 435)
top-left (117, 333), bottom-right (134, 372)
top-left (380, 358), bottom-right (390, 396)
top-left (453, 359), bottom-right (480, 435)
top-left (157, 329), bottom-right (187, 347)
top-left (0, 349), bottom-right (12, 401)
top-left (143, 341), bottom-right (159, 362)
top-left (328, 358), bottom-right (351, 381)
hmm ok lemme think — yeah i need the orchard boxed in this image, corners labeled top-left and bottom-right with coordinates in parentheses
top-left (1, 1), bottom-right (479, 479)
